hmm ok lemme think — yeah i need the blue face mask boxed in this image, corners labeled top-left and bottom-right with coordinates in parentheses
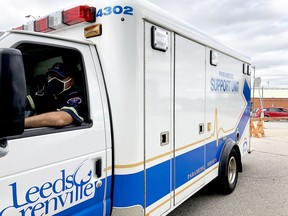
top-left (47, 77), bottom-right (72, 95)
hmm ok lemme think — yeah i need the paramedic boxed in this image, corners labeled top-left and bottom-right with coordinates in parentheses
top-left (25, 62), bottom-right (85, 128)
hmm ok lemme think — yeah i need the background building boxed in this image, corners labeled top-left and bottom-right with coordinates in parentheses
top-left (251, 88), bottom-right (288, 110)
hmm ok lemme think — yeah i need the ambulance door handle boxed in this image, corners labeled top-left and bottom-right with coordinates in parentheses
top-left (199, 123), bottom-right (204, 134)
top-left (0, 138), bottom-right (9, 158)
top-left (95, 158), bottom-right (102, 178)
top-left (160, 131), bottom-right (169, 146)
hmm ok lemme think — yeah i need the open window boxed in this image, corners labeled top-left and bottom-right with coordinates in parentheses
top-left (16, 43), bottom-right (90, 133)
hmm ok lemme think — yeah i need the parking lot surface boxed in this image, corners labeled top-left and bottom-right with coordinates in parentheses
top-left (168, 122), bottom-right (288, 216)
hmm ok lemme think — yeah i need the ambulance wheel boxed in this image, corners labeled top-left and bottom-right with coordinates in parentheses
top-left (219, 148), bottom-right (239, 194)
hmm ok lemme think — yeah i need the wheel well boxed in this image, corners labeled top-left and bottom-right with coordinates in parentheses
top-left (218, 139), bottom-right (242, 177)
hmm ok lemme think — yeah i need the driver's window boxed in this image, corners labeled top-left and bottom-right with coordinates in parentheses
top-left (16, 43), bottom-right (89, 130)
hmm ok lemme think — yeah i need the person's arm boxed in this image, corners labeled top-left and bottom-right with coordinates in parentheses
top-left (25, 111), bottom-right (73, 128)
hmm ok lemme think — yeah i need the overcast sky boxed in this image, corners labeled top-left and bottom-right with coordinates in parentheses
top-left (1, 0), bottom-right (288, 88)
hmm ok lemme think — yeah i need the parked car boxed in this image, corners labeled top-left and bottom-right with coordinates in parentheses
top-left (254, 107), bottom-right (288, 118)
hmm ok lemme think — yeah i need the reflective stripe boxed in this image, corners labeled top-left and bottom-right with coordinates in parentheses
top-left (60, 106), bottom-right (84, 121)
top-left (27, 95), bottom-right (35, 110)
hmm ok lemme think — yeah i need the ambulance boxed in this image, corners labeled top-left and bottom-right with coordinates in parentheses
top-left (0, 0), bottom-right (252, 215)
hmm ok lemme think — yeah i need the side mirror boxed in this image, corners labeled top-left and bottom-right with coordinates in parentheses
top-left (0, 48), bottom-right (26, 138)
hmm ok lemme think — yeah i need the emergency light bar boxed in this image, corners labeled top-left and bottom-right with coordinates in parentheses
top-left (14, 5), bottom-right (96, 33)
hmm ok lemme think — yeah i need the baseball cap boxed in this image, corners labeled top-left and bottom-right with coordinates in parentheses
top-left (47, 62), bottom-right (72, 79)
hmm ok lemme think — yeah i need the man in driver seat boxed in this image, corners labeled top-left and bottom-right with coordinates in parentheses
top-left (25, 62), bottom-right (85, 128)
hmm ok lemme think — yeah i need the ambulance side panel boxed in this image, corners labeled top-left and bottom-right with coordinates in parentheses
top-left (174, 34), bottom-right (206, 204)
top-left (205, 48), bottom-right (251, 183)
top-left (144, 22), bottom-right (173, 216)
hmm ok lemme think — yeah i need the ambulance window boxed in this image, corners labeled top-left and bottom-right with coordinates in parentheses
top-left (16, 43), bottom-right (90, 132)
top-left (210, 50), bottom-right (218, 66)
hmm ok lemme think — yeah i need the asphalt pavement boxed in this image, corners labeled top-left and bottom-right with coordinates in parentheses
top-left (168, 121), bottom-right (288, 216)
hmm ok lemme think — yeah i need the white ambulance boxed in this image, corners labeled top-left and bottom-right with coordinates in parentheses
top-left (0, 0), bottom-right (252, 215)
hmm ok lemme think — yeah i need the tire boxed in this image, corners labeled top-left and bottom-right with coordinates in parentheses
top-left (218, 148), bottom-right (239, 194)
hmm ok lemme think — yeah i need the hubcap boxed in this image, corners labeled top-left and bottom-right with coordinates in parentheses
top-left (228, 156), bottom-right (237, 184)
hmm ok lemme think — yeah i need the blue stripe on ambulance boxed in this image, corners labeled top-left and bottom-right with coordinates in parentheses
top-left (113, 170), bottom-right (145, 207)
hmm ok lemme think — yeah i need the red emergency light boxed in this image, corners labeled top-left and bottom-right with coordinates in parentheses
top-left (13, 26), bottom-right (24, 30)
top-left (34, 18), bottom-right (53, 33)
top-left (63, 6), bottom-right (96, 25)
